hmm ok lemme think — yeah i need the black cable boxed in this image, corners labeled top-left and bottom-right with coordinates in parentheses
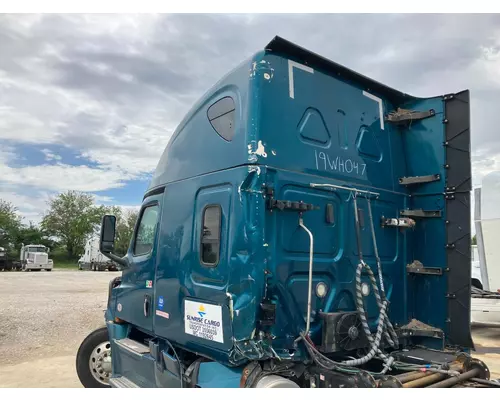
top-left (165, 339), bottom-right (184, 388)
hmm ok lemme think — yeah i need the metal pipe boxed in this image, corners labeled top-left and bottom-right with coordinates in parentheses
top-left (299, 217), bottom-right (314, 336)
top-left (352, 195), bottom-right (364, 260)
top-left (397, 361), bottom-right (461, 384)
top-left (366, 198), bottom-right (385, 296)
top-left (310, 183), bottom-right (380, 198)
top-left (402, 371), bottom-right (449, 388)
top-left (398, 371), bottom-right (433, 384)
top-left (470, 377), bottom-right (500, 388)
top-left (427, 369), bottom-right (480, 388)
top-left (395, 370), bottom-right (425, 380)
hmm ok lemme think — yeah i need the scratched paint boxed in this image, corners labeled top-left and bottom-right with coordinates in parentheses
top-left (249, 59), bottom-right (274, 81)
top-left (247, 140), bottom-right (267, 160)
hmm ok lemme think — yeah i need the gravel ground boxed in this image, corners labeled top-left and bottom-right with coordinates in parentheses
top-left (0, 269), bottom-right (499, 387)
top-left (0, 270), bottom-right (119, 366)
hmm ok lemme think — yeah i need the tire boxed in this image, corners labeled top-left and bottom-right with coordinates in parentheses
top-left (472, 278), bottom-right (483, 291)
top-left (76, 327), bottom-right (111, 388)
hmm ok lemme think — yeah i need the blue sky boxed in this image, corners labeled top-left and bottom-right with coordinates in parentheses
top-left (1, 14), bottom-right (500, 225)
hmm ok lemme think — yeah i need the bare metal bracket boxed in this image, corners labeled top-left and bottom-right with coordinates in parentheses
top-left (381, 217), bottom-right (415, 229)
top-left (399, 174), bottom-right (440, 186)
top-left (386, 108), bottom-right (436, 125)
top-left (407, 261), bottom-right (443, 276)
top-left (400, 209), bottom-right (442, 218)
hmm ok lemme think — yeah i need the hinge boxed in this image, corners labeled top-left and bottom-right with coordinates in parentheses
top-left (406, 261), bottom-right (443, 276)
top-left (386, 108), bottom-right (435, 125)
top-left (446, 293), bottom-right (457, 299)
top-left (400, 209), bottom-right (442, 218)
top-left (399, 174), bottom-right (440, 186)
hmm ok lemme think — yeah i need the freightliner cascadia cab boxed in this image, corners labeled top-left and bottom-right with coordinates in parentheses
top-left (76, 37), bottom-right (497, 388)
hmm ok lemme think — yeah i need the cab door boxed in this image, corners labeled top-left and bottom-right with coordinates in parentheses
top-left (113, 192), bottom-right (163, 333)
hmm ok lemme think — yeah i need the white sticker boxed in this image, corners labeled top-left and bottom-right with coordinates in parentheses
top-left (184, 300), bottom-right (223, 343)
top-left (156, 310), bottom-right (170, 319)
top-left (146, 280), bottom-right (153, 288)
top-left (117, 303), bottom-right (122, 312)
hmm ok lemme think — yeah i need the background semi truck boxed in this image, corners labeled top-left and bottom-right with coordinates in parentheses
top-left (78, 237), bottom-right (118, 271)
top-left (20, 243), bottom-right (53, 271)
top-left (76, 36), bottom-right (499, 388)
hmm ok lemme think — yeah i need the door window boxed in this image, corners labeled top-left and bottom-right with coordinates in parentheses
top-left (133, 205), bottom-right (159, 256)
top-left (201, 205), bottom-right (221, 266)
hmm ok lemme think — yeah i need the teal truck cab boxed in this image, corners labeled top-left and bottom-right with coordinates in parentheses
top-left (76, 37), bottom-right (498, 388)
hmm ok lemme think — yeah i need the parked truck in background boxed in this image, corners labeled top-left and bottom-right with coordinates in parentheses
top-left (20, 243), bottom-right (53, 271)
top-left (78, 237), bottom-right (118, 272)
top-left (76, 36), bottom-right (499, 389)
top-left (471, 177), bottom-right (500, 326)
top-left (0, 247), bottom-right (9, 271)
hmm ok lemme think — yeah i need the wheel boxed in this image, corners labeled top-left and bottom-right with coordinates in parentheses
top-left (76, 327), bottom-right (111, 388)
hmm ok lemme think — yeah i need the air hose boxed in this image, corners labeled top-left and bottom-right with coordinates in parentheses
top-left (341, 195), bottom-right (398, 368)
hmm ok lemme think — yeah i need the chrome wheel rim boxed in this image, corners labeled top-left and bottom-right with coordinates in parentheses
top-left (89, 341), bottom-right (111, 385)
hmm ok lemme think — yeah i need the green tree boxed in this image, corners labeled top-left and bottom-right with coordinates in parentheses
top-left (472, 235), bottom-right (477, 245)
top-left (15, 222), bottom-right (56, 249)
top-left (41, 191), bottom-right (109, 259)
top-left (0, 199), bottom-right (22, 254)
top-left (115, 209), bottom-right (139, 257)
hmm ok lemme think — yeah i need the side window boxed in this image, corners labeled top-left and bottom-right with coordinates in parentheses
top-left (133, 205), bottom-right (159, 256)
top-left (207, 96), bottom-right (235, 141)
top-left (201, 205), bottom-right (221, 266)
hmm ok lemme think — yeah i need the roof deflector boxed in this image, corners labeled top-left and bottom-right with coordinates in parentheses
top-left (265, 36), bottom-right (414, 105)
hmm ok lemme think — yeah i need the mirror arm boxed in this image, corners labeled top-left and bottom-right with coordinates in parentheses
top-left (103, 251), bottom-right (128, 267)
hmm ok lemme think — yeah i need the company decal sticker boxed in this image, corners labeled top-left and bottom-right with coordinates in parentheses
top-left (117, 303), bottom-right (122, 312)
top-left (146, 280), bottom-right (153, 288)
top-left (158, 296), bottom-right (164, 310)
top-left (184, 300), bottom-right (223, 343)
top-left (156, 310), bottom-right (170, 319)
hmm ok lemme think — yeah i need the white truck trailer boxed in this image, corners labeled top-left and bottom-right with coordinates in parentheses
top-left (78, 237), bottom-right (118, 271)
top-left (20, 244), bottom-right (53, 271)
top-left (471, 177), bottom-right (500, 326)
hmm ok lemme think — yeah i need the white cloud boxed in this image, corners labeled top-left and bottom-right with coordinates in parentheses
top-left (0, 188), bottom-right (51, 225)
top-left (41, 148), bottom-right (62, 161)
top-left (0, 161), bottom-right (131, 192)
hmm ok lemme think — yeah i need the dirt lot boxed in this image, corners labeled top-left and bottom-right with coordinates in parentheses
top-left (0, 269), bottom-right (119, 388)
top-left (0, 269), bottom-right (499, 388)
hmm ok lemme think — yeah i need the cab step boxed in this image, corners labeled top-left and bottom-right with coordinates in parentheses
top-left (114, 338), bottom-right (150, 355)
top-left (109, 376), bottom-right (140, 388)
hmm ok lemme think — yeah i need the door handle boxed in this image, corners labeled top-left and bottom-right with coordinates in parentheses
top-left (144, 295), bottom-right (151, 317)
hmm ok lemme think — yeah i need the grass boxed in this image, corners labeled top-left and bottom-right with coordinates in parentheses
top-left (54, 261), bottom-right (79, 270)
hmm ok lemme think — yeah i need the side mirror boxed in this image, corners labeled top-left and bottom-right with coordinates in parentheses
top-left (100, 215), bottom-right (116, 254)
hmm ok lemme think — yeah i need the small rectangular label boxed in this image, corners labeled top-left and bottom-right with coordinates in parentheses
top-left (156, 310), bottom-right (169, 319)
top-left (146, 280), bottom-right (153, 288)
top-left (184, 300), bottom-right (223, 343)
top-left (158, 296), bottom-right (164, 310)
